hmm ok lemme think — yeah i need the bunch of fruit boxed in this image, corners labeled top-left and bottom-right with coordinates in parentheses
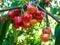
top-left (7, 4), bottom-right (44, 29)
top-left (40, 27), bottom-right (51, 42)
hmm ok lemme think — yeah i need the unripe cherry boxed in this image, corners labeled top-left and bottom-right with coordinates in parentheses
top-left (13, 16), bottom-right (23, 27)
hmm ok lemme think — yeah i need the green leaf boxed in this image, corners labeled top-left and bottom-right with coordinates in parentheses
top-left (0, 18), bottom-right (3, 35)
top-left (50, 5), bottom-right (57, 14)
top-left (2, 29), bottom-right (14, 45)
top-left (19, 0), bottom-right (26, 6)
top-left (0, 18), bottom-right (11, 45)
top-left (12, 27), bottom-right (17, 44)
top-left (39, 0), bottom-right (44, 8)
top-left (11, 1), bottom-right (19, 8)
top-left (17, 30), bottom-right (24, 36)
top-left (55, 24), bottom-right (60, 45)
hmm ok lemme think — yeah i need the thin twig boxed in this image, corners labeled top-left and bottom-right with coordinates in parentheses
top-left (0, 6), bottom-right (22, 12)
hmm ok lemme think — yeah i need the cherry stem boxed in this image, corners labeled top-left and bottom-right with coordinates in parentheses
top-left (46, 14), bottom-right (50, 27)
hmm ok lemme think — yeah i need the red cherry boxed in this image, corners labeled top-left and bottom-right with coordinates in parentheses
top-left (35, 10), bottom-right (41, 17)
top-left (42, 27), bottom-right (51, 34)
top-left (27, 4), bottom-right (37, 14)
top-left (7, 12), bottom-right (14, 18)
top-left (36, 15), bottom-right (44, 21)
top-left (13, 9), bottom-right (20, 16)
top-left (46, 27), bottom-right (51, 34)
top-left (35, 10), bottom-right (44, 21)
top-left (22, 12), bottom-right (33, 23)
top-left (35, 10), bottom-right (44, 18)
top-left (13, 16), bottom-right (23, 27)
top-left (40, 34), bottom-right (50, 42)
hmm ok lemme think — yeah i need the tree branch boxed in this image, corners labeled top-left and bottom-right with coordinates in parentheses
top-left (0, 6), bottom-right (22, 12)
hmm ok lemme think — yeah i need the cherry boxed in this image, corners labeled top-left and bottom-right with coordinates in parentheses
top-left (22, 12), bottom-right (33, 23)
top-left (13, 16), bottom-right (23, 27)
top-left (42, 27), bottom-right (51, 34)
top-left (27, 4), bottom-right (37, 14)
top-left (40, 33), bottom-right (50, 42)
top-left (7, 12), bottom-right (14, 18)
top-left (13, 9), bottom-right (20, 16)
top-left (35, 10), bottom-right (44, 21)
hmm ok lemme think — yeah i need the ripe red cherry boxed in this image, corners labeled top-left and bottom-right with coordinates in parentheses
top-left (0, 16), bottom-right (6, 23)
top-left (40, 34), bottom-right (50, 42)
top-left (35, 10), bottom-right (44, 21)
top-left (27, 4), bottom-right (37, 14)
top-left (13, 16), bottom-right (23, 27)
top-left (7, 12), bottom-right (14, 18)
top-left (22, 12), bottom-right (33, 23)
top-left (13, 9), bottom-right (20, 16)
top-left (35, 10), bottom-right (41, 18)
top-left (42, 27), bottom-right (51, 34)
top-left (35, 10), bottom-right (44, 18)
top-left (36, 15), bottom-right (44, 21)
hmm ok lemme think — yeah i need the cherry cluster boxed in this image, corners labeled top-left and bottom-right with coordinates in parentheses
top-left (40, 27), bottom-right (51, 42)
top-left (7, 4), bottom-right (44, 29)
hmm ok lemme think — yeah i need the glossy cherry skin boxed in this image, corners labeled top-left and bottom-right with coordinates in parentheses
top-left (40, 33), bottom-right (50, 42)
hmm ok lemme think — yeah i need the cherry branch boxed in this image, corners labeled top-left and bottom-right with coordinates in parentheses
top-left (0, 6), bottom-right (22, 12)
top-left (0, 1), bottom-right (60, 24)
